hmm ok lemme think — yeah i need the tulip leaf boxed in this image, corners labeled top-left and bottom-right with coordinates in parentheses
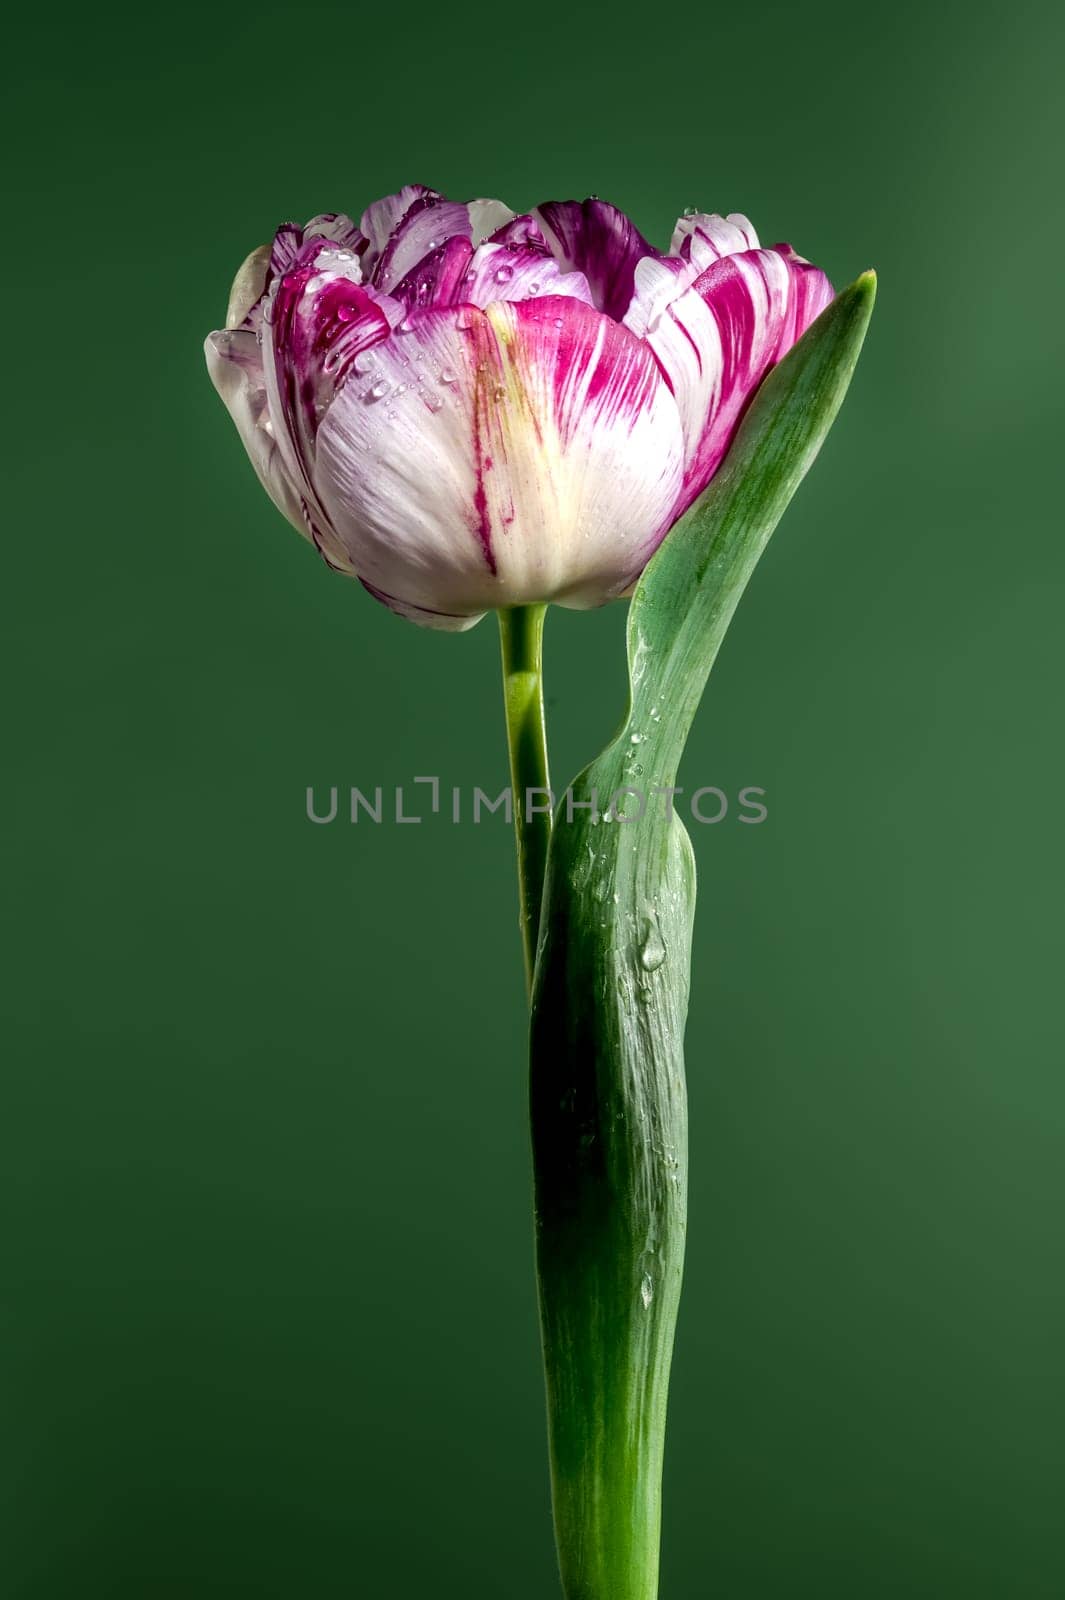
top-left (529, 272), bottom-right (876, 1600)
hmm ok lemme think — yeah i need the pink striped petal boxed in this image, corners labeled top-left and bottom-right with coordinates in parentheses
top-left (393, 235), bottom-right (475, 310)
top-left (669, 211), bottom-right (759, 269)
top-left (312, 299), bottom-right (684, 627)
top-left (460, 242), bottom-right (594, 308)
top-left (637, 247), bottom-right (834, 514)
top-left (259, 252), bottom-right (400, 570)
top-left (488, 213), bottom-right (548, 249)
top-left (359, 185), bottom-right (437, 275)
top-left (532, 199), bottom-right (660, 321)
top-left (269, 213), bottom-right (366, 284)
top-left (622, 256), bottom-right (699, 340)
top-left (372, 194), bottom-right (473, 293)
top-left (624, 213), bottom-right (764, 339)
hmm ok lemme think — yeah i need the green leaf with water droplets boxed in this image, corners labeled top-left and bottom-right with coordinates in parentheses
top-left (530, 272), bottom-right (876, 1600)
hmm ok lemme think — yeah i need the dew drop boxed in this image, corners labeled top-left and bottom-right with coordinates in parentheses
top-left (494, 263), bottom-right (514, 283)
top-left (398, 317), bottom-right (414, 333)
top-left (527, 281), bottom-right (540, 295)
top-left (683, 205), bottom-right (699, 217)
top-left (367, 380), bottom-right (390, 402)
top-left (440, 368), bottom-right (458, 386)
top-left (492, 384), bottom-right (506, 402)
top-left (640, 1275), bottom-right (654, 1309)
top-left (425, 394), bottom-right (444, 413)
top-left (639, 918), bottom-right (667, 973)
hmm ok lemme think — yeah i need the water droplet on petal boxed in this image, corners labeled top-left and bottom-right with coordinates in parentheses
top-left (527, 281), bottom-right (540, 295)
top-left (492, 385), bottom-right (505, 402)
top-left (440, 368), bottom-right (458, 386)
top-left (367, 380), bottom-right (390, 401)
top-left (494, 263), bottom-right (514, 283)
top-left (398, 317), bottom-right (414, 333)
top-left (426, 394), bottom-right (444, 412)
top-left (683, 205), bottom-right (699, 217)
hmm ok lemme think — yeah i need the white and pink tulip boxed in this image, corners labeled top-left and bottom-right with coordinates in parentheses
top-left (205, 187), bottom-right (833, 629)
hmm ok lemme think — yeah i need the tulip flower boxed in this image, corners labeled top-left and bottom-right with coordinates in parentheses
top-left (205, 187), bottom-right (832, 630)
top-left (204, 185), bottom-right (874, 1600)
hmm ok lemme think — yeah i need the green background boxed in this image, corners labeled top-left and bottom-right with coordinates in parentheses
top-left (4, 1), bottom-right (1062, 1594)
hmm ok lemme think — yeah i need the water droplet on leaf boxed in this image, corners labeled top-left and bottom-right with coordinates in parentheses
top-left (639, 914), bottom-right (667, 972)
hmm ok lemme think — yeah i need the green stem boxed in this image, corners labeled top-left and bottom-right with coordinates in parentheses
top-left (497, 604), bottom-right (551, 999)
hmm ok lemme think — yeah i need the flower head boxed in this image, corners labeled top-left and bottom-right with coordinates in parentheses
top-left (205, 188), bottom-right (832, 629)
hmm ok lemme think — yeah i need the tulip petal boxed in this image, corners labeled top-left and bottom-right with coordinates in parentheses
top-left (466, 197), bottom-right (515, 242)
top-left (532, 199), bottom-right (660, 321)
top-left (226, 244), bottom-right (272, 330)
top-left (669, 210), bottom-right (759, 269)
top-left (489, 213), bottom-right (548, 249)
top-left (372, 194), bottom-right (473, 293)
top-left (205, 328), bottom-right (308, 537)
top-left (313, 299), bottom-right (684, 627)
top-left (637, 247), bottom-right (834, 513)
top-left (259, 259), bottom-right (400, 571)
top-left (623, 213), bottom-right (764, 340)
top-left (359, 578), bottom-right (481, 632)
top-left (393, 235), bottom-right (475, 310)
top-left (460, 243), bottom-right (595, 309)
top-left (359, 185), bottom-right (438, 274)
top-left (622, 256), bottom-right (698, 341)
top-left (270, 213), bottom-right (366, 282)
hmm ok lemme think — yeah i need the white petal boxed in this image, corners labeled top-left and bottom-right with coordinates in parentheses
top-left (205, 329), bottom-right (308, 536)
top-left (466, 198), bottom-right (515, 242)
top-left (226, 244), bottom-right (271, 330)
